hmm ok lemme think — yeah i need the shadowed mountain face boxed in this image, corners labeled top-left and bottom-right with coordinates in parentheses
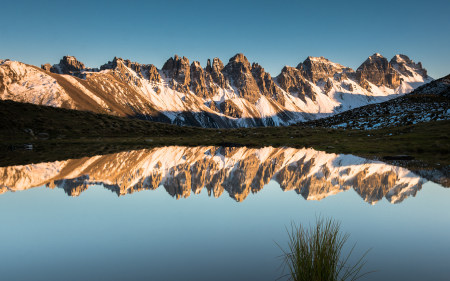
top-left (0, 53), bottom-right (432, 128)
top-left (0, 146), bottom-right (437, 204)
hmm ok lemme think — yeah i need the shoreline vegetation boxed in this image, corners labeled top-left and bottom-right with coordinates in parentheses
top-left (0, 100), bottom-right (449, 171)
top-left (278, 217), bottom-right (371, 281)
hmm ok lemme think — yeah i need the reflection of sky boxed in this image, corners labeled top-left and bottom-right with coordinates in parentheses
top-left (0, 181), bottom-right (449, 281)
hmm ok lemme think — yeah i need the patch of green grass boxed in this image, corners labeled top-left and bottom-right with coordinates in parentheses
top-left (278, 217), bottom-right (372, 281)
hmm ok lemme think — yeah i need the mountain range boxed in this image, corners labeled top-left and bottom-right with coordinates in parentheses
top-left (0, 53), bottom-right (432, 128)
top-left (0, 146), bottom-right (428, 204)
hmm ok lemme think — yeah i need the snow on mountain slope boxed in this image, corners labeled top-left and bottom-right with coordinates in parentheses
top-left (300, 74), bottom-right (450, 130)
top-left (0, 60), bottom-right (75, 108)
top-left (0, 146), bottom-right (427, 204)
top-left (391, 54), bottom-right (433, 84)
top-left (0, 53), bottom-right (432, 128)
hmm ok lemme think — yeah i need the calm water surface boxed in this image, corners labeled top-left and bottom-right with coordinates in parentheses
top-left (0, 146), bottom-right (449, 281)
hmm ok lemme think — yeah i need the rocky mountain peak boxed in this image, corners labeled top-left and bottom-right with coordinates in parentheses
top-left (228, 53), bottom-right (251, 67)
top-left (205, 58), bottom-right (226, 88)
top-left (356, 53), bottom-right (401, 89)
top-left (100, 57), bottom-right (161, 83)
top-left (43, 55), bottom-right (87, 76)
top-left (60, 55), bottom-right (85, 72)
top-left (162, 55), bottom-right (191, 85)
top-left (304, 56), bottom-right (330, 63)
top-left (223, 53), bottom-right (260, 103)
top-left (191, 61), bottom-right (201, 69)
top-left (369, 53), bottom-right (385, 61)
top-left (98, 57), bottom-right (144, 86)
top-left (390, 54), bottom-right (428, 79)
top-left (99, 57), bottom-right (118, 70)
top-left (146, 65), bottom-right (161, 83)
top-left (391, 54), bottom-right (412, 64)
top-left (206, 58), bottom-right (224, 73)
top-left (297, 56), bottom-right (352, 83)
top-left (190, 61), bottom-right (209, 98)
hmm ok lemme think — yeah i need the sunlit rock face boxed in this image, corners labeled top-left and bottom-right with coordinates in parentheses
top-left (222, 53), bottom-right (261, 104)
top-left (190, 61), bottom-right (210, 99)
top-left (0, 146), bottom-right (430, 204)
top-left (251, 63), bottom-right (283, 102)
top-left (356, 53), bottom-right (401, 89)
top-left (162, 55), bottom-right (191, 94)
top-left (100, 57), bottom-right (161, 86)
top-left (297, 56), bottom-right (353, 84)
top-left (276, 66), bottom-right (315, 102)
top-left (390, 54), bottom-right (429, 80)
top-left (205, 57), bottom-right (227, 95)
top-left (50, 56), bottom-right (86, 75)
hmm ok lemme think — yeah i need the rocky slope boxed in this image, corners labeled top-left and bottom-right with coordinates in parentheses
top-left (299, 74), bottom-right (449, 130)
top-left (0, 146), bottom-right (434, 205)
top-left (0, 53), bottom-right (432, 128)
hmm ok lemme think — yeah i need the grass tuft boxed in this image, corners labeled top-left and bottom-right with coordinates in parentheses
top-left (278, 217), bottom-right (372, 281)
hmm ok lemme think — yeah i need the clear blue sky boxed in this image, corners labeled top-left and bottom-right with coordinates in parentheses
top-left (1, 0), bottom-right (449, 78)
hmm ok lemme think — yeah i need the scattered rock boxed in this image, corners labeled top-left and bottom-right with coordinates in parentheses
top-left (24, 144), bottom-right (33, 150)
top-left (37, 132), bottom-right (49, 139)
top-left (324, 78), bottom-right (333, 94)
top-left (220, 100), bottom-right (243, 118)
top-left (348, 84), bottom-right (354, 92)
top-left (23, 128), bottom-right (34, 136)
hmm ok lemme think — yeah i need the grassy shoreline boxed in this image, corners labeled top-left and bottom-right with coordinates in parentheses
top-left (0, 100), bottom-right (448, 168)
top-left (1, 120), bottom-right (448, 168)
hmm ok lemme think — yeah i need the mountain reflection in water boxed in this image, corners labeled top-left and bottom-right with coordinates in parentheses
top-left (0, 146), bottom-right (430, 204)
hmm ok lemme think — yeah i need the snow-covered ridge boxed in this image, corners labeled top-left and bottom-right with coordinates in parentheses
top-left (0, 53), bottom-right (433, 128)
top-left (0, 146), bottom-right (427, 204)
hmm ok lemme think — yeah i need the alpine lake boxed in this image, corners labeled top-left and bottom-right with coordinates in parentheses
top-left (0, 145), bottom-right (449, 281)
